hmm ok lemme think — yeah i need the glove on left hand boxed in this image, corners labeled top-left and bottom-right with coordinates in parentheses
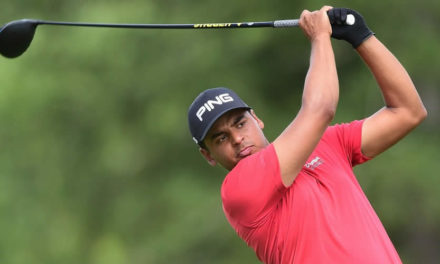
top-left (327, 8), bottom-right (374, 48)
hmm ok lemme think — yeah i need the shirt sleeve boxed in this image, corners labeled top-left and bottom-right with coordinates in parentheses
top-left (327, 119), bottom-right (372, 167)
top-left (221, 144), bottom-right (286, 229)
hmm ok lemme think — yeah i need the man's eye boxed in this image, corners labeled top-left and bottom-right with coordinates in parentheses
top-left (217, 135), bottom-right (227, 144)
top-left (237, 121), bottom-right (246, 128)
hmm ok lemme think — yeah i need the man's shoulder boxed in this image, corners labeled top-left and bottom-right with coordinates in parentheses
top-left (327, 120), bottom-right (365, 131)
top-left (227, 144), bottom-right (277, 177)
top-left (322, 120), bottom-right (365, 140)
top-left (222, 143), bottom-right (280, 195)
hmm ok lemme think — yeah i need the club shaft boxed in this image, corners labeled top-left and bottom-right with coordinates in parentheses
top-left (34, 19), bottom-right (300, 29)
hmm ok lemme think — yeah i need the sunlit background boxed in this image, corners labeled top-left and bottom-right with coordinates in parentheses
top-left (0, 0), bottom-right (439, 263)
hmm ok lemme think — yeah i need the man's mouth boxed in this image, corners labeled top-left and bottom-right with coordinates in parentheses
top-left (238, 146), bottom-right (253, 158)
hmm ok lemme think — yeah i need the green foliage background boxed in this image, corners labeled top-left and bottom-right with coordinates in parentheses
top-left (0, 0), bottom-right (439, 263)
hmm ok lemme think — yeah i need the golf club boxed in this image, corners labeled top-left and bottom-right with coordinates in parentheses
top-left (0, 15), bottom-right (355, 59)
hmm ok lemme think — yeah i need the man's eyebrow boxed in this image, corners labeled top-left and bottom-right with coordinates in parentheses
top-left (210, 131), bottom-right (225, 141)
top-left (209, 113), bottom-right (247, 141)
top-left (232, 113), bottom-right (246, 126)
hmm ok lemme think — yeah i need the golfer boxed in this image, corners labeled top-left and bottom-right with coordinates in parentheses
top-left (187, 6), bottom-right (426, 264)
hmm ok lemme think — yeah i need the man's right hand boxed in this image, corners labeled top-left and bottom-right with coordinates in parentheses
top-left (298, 6), bottom-right (333, 42)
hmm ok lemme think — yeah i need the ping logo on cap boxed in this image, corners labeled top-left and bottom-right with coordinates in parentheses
top-left (196, 93), bottom-right (234, 121)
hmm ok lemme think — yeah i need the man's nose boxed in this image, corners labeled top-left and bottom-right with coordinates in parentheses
top-left (231, 131), bottom-right (244, 145)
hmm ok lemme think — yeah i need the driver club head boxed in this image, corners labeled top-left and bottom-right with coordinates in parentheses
top-left (0, 19), bottom-right (39, 58)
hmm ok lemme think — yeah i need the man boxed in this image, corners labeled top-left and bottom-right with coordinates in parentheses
top-left (187, 6), bottom-right (426, 264)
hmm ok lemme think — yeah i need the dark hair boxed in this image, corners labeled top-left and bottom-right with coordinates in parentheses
top-left (198, 141), bottom-right (208, 150)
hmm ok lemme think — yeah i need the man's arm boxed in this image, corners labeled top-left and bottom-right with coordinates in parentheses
top-left (357, 36), bottom-right (427, 158)
top-left (273, 6), bottom-right (339, 187)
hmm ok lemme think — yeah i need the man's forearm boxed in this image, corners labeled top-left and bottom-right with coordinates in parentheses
top-left (302, 35), bottom-right (339, 117)
top-left (356, 36), bottom-right (426, 119)
top-left (357, 36), bottom-right (427, 158)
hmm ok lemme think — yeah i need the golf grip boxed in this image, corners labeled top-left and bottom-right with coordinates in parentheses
top-left (274, 14), bottom-right (355, 28)
top-left (273, 19), bottom-right (299, 28)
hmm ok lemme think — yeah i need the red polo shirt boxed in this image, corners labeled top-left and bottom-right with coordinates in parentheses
top-left (221, 120), bottom-right (401, 264)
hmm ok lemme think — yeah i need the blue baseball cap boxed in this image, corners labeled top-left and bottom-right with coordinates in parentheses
top-left (188, 87), bottom-right (250, 145)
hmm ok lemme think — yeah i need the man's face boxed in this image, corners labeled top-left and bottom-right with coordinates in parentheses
top-left (200, 108), bottom-right (269, 171)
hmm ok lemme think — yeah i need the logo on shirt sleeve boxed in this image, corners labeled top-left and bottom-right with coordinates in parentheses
top-left (305, 156), bottom-right (323, 170)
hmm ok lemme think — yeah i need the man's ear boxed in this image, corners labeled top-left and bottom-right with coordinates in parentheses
top-left (199, 147), bottom-right (217, 167)
top-left (250, 109), bottom-right (264, 130)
